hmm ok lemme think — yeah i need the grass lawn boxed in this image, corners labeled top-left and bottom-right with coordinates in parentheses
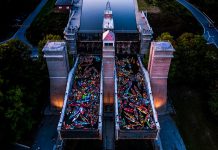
top-left (26, 0), bottom-right (69, 46)
top-left (169, 86), bottom-right (218, 150)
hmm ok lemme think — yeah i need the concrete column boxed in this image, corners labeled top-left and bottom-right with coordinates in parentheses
top-left (102, 47), bottom-right (115, 106)
top-left (102, 30), bottom-right (115, 106)
top-left (148, 42), bottom-right (175, 114)
top-left (140, 34), bottom-right (152, 55)
top-left (43, 41), bottom-right (69, 111)
top-left (64, 30), bottom-right (77, 55)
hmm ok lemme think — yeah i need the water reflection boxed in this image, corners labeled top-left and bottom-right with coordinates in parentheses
top-left (80, 0), bottom-right (137, 32)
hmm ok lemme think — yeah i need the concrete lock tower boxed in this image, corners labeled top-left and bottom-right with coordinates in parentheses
top-left (148, 42), bottom-right (175, 114)
top-left (43, 41), bottom-right (69, 111)
top-left (102, 1), bottom-right (115, 107)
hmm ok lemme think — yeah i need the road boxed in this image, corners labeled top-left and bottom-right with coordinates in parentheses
top-left (177, 0), bottom-right (218, 48)
top-left (0, 0), bottom-right (48, 57)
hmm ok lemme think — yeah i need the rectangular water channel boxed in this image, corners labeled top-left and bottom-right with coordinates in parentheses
top-left (79, 0), bottom-right (137, 33)
top-left (58, 55), bottom-right (103, 139)
top-left (115, 55), bottom-right (159, 139)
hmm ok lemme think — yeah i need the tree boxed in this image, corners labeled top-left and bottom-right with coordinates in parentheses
top-left (146, 0), bottom-right (157, 6)
top-left (4, 87), bottom-right (34, 140)
top-left (169, 33), bottom-right (208, 85)
top-left (166, 32), bottom-right (218, 118)
top-left (0, 39), bottom-right (49, 145)
top-left (209, 84), bottom-right (218, 118)
top-left (206, 46), bottom-right (218, 118)
top-left (156, 32), bottom-right (176, 47)
top-left (0, 77), bottom-right (3, 112)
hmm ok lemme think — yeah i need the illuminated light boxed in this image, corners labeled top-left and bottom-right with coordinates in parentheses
top-left (154, 98), bottom-right (166, 109)
top-left (51, 97), bottom-right (63, 109)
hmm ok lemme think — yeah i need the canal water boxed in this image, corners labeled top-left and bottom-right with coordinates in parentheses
top-left (79, 0), bottom-right (137, 33)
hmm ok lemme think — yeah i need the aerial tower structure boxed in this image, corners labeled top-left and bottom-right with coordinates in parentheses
top-left (47, 0), bottom-right (170, 149)
top-left (148, 42), bottom-right (175, 114)
top-left (102, 1), bottom-right (115, 106)
top-left (43, 41), bottom-right (69, 111)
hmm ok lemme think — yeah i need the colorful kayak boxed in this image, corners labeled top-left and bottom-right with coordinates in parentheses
top-left (63, 56), bottom-right (101, 130)
top-left (116, 55), bottom-right (156, 130)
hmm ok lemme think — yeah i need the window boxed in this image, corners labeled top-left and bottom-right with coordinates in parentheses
top-left (59, 6), bottom-right (62, 9)
top-left (108, 43), bottom-right (113, 46)
top-left (66, 6), bottom-right (70, 9)
top-left (105, 43), bottom-right (113, 46)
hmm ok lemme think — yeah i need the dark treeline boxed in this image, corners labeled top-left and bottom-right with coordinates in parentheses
top-left (156, 32), bottom-right (218, 118)
top-left (0, 39), bottom-right (49, 147)
top-left (157, 32), bottom-right (218, 150)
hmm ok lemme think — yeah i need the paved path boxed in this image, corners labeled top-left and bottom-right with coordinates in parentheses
top-left (0, 0), bottom-right (48, 56)
top-left (177, 0), bottom-right (218, 48)
top-left (159, 115), bottom-right (186, 150)
top-left (13, 0), bottom-right (48, 46)
top-left (31, 116), bottom-right (59, 150)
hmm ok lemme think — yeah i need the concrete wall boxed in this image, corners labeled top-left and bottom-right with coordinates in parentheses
top-left (49, 77), bottom-right (68, 109)
top-left (65, 38), bottom-right (77, 55)
top-left (150, 78), bottom-right (168, 113)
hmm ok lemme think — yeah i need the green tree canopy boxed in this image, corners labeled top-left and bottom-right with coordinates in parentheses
top-left (170, 33), bottom-right (208, 85)
top-left (167, 32), bottom-right (218, 118)
top-left (0, 39), bottom-right (49, 145)
top-left (156, 32), bottom-right (176, 47)
top-left (209, 84), bottom-right (218, 117)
